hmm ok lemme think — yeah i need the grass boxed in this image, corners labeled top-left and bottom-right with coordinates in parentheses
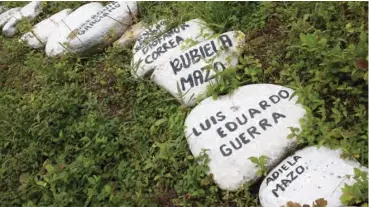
top-left (0, 1), bottom-right (368, 206)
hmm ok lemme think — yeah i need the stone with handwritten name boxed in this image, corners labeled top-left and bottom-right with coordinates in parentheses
top-left (3, 1), bottom-right (43, 37)
top-left (66, 1), bottom-right (138, 55)
top-left (132, 19), bottom-right (167, 53)
top-left (152, 31), bottom-right (245, 106)
top-left (0, 7), bottom-right (21, 29)
top-left (45, 2), bottom-right (103, 57)
top-left (259, 146), bottom-right (368, 207)
top-left (20, 9), bottom-right (72, 49)
top-left (131, 19), bottom-right (214, 78)
top-left (184, 84), bottom-right (306, 191)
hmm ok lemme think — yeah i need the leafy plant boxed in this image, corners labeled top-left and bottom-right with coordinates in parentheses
top-left (0, 1), bottom-right (367, 206)
top-left (249, 156), bottom-right (269, 176)
top-left (340, 168), bottom-right (368, 206)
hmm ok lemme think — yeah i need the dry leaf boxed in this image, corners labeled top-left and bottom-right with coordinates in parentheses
top-left (287, 201), bottom-right (303, 207)
top-left (312, 198), bottom-right (328, 207)
top-left (354, 58), bottom-right (368, 70)
top-left (67, 29), bottom-right (79, 40)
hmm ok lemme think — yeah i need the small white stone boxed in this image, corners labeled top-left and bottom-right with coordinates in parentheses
top-left (132, 19), bottom-right (167, 53)
top-left (2, 1), bottom-right (43, 37)
top-left (259, 146), bottom-right (368, 207)
top-left (45, 2), bottom-right (104, 57)
top-left (20, 9), bottom-right (72, 49)
top-left (184, 84), bottom-right (306, 191)
top-left (114, 21), bottom-right (145, 48)
top-left (151, 31), bottom-right (245, 106)
top-left (66, 1), bottom-right (138, 55)
top-left (131, 19), bottom-right (214, 78)
top-left (0, 7), bottom-right (21, 29)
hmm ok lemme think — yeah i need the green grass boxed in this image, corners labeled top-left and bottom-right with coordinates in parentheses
top-left (0, 1), bottom-right (367, 206)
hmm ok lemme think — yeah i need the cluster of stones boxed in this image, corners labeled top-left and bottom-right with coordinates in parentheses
top-left (131, 19), bottom-right (246, 107)
top-left (184, 84), bottom-right (368, 206)
top-left (128, 17), bottom-right (368, 206)
top-left (0, 2), bottom-right (138, 55)
top-left (1, 2), bottom-right (367, 206)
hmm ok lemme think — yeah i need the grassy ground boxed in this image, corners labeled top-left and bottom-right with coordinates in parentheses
top-left (0, 2), bottom-right (367, 206)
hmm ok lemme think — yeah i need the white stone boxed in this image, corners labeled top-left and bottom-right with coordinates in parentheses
top-left (184, 84), bottom-right (306, 191)
top-left (259, 146), bottom-right (368, 207)
top-left (0, 7), bottom-right (21, 29)
top-left (66, 1), bottom-right (138, 55)
top-left (131, 19), bottom-right (214, 78)
top-left (132, 19), bottom-right (167, 53)
top-left (2, 1), bottom-right (43, 37)
top-left (151, 31), bottom-right (245, 106)
top-left (20, 9), bottom-right (72, 49)
top-left (113, 21), bottom-right (145, 48)
top-left (45, 2), bottom-right (104, 57)
top-left (46, 2), bottom-right (137, 56)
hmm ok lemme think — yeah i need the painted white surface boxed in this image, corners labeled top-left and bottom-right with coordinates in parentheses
top-left (184, 84), bottom-right (306, 191)
top-left (151, 31), bottom-right (245, 106)
top-left (131, 19), bottom-right (214, 78)
top-left (66, 1), bottom-right (138, 54)
top-left (45, 2), bottom-right (103, 57)
top-left (20, 9), bottom-right (72, 49)
top-left (0, 7), bottom-right (21, 29)
top-left (259, 146), bottom-right (368, 207)
top-left (3, 1), bottom-right (43, 37)
top-left (132, 19), bottom-right (167, 53)
top-left (114, 21), bottom-right (145, 48)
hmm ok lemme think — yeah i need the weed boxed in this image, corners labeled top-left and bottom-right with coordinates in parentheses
top-left (340, 168), bottom-right (368, 206)
top-left (249, 156), bottom-right (269, 177)
top-left (0, 1), bottom-right (367, 206)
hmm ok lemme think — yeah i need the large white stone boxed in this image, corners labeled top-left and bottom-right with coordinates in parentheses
top-left (45, 2), bottom-right (103, 57)
top-left (151, 31), bottom-right (245, 106)
top-left (131, 19), bottom-right (214, 78)
top-left (114, 21), bottom-right (145, 48)
top-left (184, 84), bottom-right (306, 191)
top-left (0, 7), bottom-right (21, 29)
top-left (46, 2), bottom-right (137, 56)
top-left (2, 1), bottom-right (43, 37)
top-left (20, 9), bottom-right (72, 49)
top-left (66, 1), bottom-right (138, 54)
top-left (259, 146), bottom-right (368, 207)
top-left (132, 19), bottom-right (167, 53)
